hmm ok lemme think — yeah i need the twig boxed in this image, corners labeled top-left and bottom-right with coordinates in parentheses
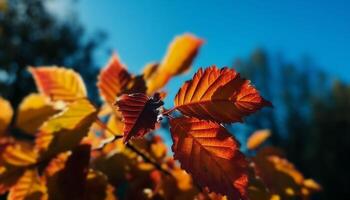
top-left (93, 118), bottom-right (123, 150)
top-left (162, 107), bottom-right (176, 116)
top-left (94, 117), bottom-right (173, 177)
top-left (126, 143), bottom-right (173, 177)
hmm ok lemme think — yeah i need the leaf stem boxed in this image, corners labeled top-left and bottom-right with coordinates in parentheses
top-left (162, 107), bottom-right (176, 116)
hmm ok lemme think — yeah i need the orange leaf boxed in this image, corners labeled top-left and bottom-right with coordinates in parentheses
top-left (252, 147), bottom-right (321, 199)
top-left (2, 143), bottom-right (38, 167)
top-left (16, 94), bottom-right (59, 135)
top-left (174, 66), bottom-right (272, 123)
top-left (0, 167), bottom-right (25, 195)
top-left (0, 97), bottom-right (13, 135)
top-left (170, 117), bottom-right (249, 200)
top-left (7, 169), bottom-right (46, 200)
top-left (146, 34), bottom-right (203, 93)
top-left (97, 54), bottom-right (132, 105)
top-left (116, 93), bottom-right (163, 143)
top-left (247, 129), bottom-right (271, 150)
top-left (29, 66), bottom-right (87, 102)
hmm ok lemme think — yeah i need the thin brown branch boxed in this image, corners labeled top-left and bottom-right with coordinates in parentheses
top-left (126, 143), bottom-right (173, 177)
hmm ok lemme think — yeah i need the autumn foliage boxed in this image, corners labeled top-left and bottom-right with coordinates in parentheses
top-left (0, 33), bottom-right (321, 200)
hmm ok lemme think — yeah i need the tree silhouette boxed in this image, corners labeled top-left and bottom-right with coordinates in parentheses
top-left (0, 0), bottom-right (106, 107)
top-left (234, 49), bottom-right (349, 200)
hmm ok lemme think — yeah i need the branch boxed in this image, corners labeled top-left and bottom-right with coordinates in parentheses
top-left (94, 117), bottom-right (173, 177)
top-left (126, 143), bottom-right (173, 177)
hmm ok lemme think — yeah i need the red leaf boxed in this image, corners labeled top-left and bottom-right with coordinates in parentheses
top-left (170, 117), bottom-right (249, 200)
top-left (116, 93), bottom-right (164, 143)
top-left (97, 54), bottom-right (132, 105)
top-left (174, 66), bottom-right (272, 123)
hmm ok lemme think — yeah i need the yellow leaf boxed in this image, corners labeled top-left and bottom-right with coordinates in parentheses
top-left (0, 97), bottom-right (13, 135)
top-left (106, 113), bottom-right (124, 136)
top-left (35, 99), bottom-right (97, 159)
top-left (303, 179), bottom-right (322, 192)
top-left (146, 34), bottom-right (203, 93)
top-left (29, 67), bottom-right (87, 102)
top-left (247, 129), bottom-right (271, 150)
top-left (2, 143), bottom-right (38, 167)
top-left (160, 33), bottom-right (203, 76)
top-left (7, 169), bottom-right (46, 200)
top-left (16, 94), bottom-right (59, 135)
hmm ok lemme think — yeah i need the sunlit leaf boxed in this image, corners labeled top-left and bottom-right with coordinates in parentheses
top-left (36, 99), bottom-right (97, 159)
top-left (170, 117), bottom-right (249, 200)
top-left (0, 97), bottom-right (13, 135)
top-left (174, 66), bottom-right (272, 123)
top-left (116, 93), bottom-right (163, 143)
top-left (247, 129), bottom-right (271, 150)
top-left (146, 34), bottom-right (203, 93)
top-left (97, 53), bottom-right (132, 105)
top-left (7, 169), bottom-right (46, 200)
top-left (2, 143), bottom-right (38, 167)
top-left (16, 94), bottom-right (59, 135)
top-left (29, 66), bottom-right (87, 102)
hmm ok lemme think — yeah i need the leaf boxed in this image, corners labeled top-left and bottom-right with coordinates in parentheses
top-left (174, 66), bottom-right (272, 123)
top-left (145, 34), bottom-right (203, 93)
top-left (7, 169), bottom-right (46, 200)
top-left (247, 129), bottom-right (271, 150)
top-left (97, 54), bottom-right (147, 105)
top-left (0, 166), bottom-right (25, 195)
top-left (252, 147), bottom-right (320, 199)
top-left (46, 145), bottom-right (91, 200)
top-left (2, 143), bottom-right (38, 167)
top-left (36, 99), bottom-right (97, 159)
top-left (116, 93), bottom-right (164, 143)
top-left (97, 54), bottom-right (132, 105)
top-left (0, 97), bottom-right (13, 135)
top-left (29, 66), bottom-right (87, 102)
top-left (170, 117), bottom-right (249, 200)
top-left (16, 94), bottom-right (59, 135)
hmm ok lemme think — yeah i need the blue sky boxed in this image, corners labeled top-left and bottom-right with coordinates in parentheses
top-left (60, 0), bottom-right (350, 148)
top-left (73, 0), bottom-right (350, 81)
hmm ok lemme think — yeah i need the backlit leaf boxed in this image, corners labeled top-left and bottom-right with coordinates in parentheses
top-left (97, 54), bottom-right (132, 105)
top-left (36, 99), bottom-right (97, 159)
top-left (174, 66), bottom-right (272, 123)
top-left (146, 34), bottom-right (203, 93)
top-left (2, 143), bottom-right (38, 167)
top-left (170, 117), bottom-right (249, 200)
top-left (0, 97), bottom-right (13, 135)
top-left (29, 66), bottom-right (87, 102)
top-left (7, 169), bottom-right (46, 200)
top-left (16, 94), bottom-right (59, 135)
top-left (116, 93), bottom-right (164, 143)
top-left (247, 129), bottom-right (271, 150)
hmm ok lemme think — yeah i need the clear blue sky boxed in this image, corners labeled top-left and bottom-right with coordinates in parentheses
top-left (74, 0), bottom-right (350, 81)
top-left (63, 0), bottom-right (350, 148)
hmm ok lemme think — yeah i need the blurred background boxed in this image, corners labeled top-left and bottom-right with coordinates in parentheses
top-left (0, 0), bottom-right (349, 199)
